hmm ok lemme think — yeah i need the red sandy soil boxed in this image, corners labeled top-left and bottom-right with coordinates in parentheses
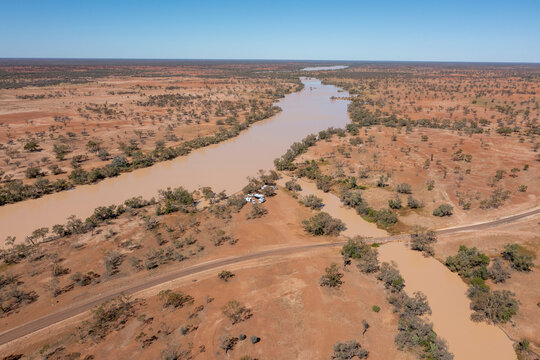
top-left (296, 126), bottom-right (539, 230)
top-left (0, 64), bottom-right (299, 183)
top-left (0, 188), bottom-right (413, 359)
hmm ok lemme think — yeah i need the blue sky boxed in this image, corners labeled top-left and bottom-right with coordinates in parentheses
top-left (0, 0), bottom-right (539, 62)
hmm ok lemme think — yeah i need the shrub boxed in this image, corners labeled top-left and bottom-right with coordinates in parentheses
top-left (25, 166), bottom-right (44, 179)
top-left (302, 212), bottom-right (345, 236)
top-left (331, 340), bottom-right (368, 359)
top-left (219, 335), bottom-right (238, 353)
top-left (158, 290), bottom-right (194, 309)
top-left (250, 335), bottom-right (260, 344)
top-left (407, 195), bottom-right (423, 209)
top-left (246, 203), bottom-right (268, 219)
top-left (71, 271), bottom-right (100, 286)
top-left (79, 296), bottom-right (134, 341)
top-left (285, 179), bottom-right (302, 191)
top-left (301, 194), bottom-right (323, 209)
top-left (409, 226), bottom-right (437, 256)
top-left (222, 300), bottom-right (252, 324)
top-left (377, 262), bottom-right (404, 292)
top-left (104, 251), bottom-right (124, 276)
top-left (433, 204), bottom-right (453, 217)
top-left (316, 175), bottom-right (334, 192)
top-left (218, 270), bottom-right (235, 282)
top-left (372, 305), bottom-right (380, 313)
top-left (388, 196), bottom-right (402, 209)
top-left (396, 183), bottom-right (412, 194)
top-left (341, 189), bottom-right (363, 207)
top-left (319, 263), bottom-right (344, 288)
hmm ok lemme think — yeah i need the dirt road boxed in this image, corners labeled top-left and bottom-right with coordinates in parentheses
top-left (0, 206), bottom-right (538, 346)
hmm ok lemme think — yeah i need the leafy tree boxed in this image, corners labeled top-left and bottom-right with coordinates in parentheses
top-left (410, 226), bottom-right (437, 256)
top-left (341, 238), bottom-right (379, 273)
top-left (302, 212), bottom-right (345, 236)
top-left (501, 244), bottom-right (534, 271)
top-left (377, 262), bottom-right (404, 292)
top-left (24, 139), bottom-right (40, 152)
top-left (445, 246), bottom-right (490, 280)
top-left (468, 285), bottom-right (519, 323)
top-left (488, 258), bottom-right (510, 283)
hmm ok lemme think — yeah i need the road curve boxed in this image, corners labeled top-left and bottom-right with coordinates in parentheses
top-left (0, 206), bottom-right (538, 346)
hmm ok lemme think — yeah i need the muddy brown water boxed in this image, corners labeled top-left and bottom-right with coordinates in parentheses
top-left (0, 78), bottom-right (351, 242)
top-left (379, 243), bottom-right (516, 360)
top-left (284, 183), bottom-right (516, 359)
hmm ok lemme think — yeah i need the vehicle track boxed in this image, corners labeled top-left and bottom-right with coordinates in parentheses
top-left (0, 207), bottom-right (538, 346)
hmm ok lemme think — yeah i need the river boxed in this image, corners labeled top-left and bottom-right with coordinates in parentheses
top-left (0, 78), bottom-right (351, 241)
top-left (1, 74), bottom-right (517, 359)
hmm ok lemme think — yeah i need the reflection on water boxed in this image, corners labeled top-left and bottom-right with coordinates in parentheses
top-left (0, 78), bottom-right (350, 241)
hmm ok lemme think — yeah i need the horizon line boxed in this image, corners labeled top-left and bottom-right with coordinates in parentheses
top-left (0, 57), bottom-right (539, 65)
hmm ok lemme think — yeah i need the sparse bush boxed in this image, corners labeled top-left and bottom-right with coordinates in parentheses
top-left (487, 258), bottom-right (510, 283)
top-left (25, 166), bottom-right (44, 179)
top-left (331, 340), bottom-right (368, 359)
top-left (285, 179), bottom-right (302, 191)
top-left (104, 251), bottom-right (124, 276)
top-left (396, 183), bottom-right (412, 194)
top-left (218, 270), bottom-right (235, 282)
top-left (301, 194), bottom-right (323, 209)
top-left (219, 334), bottom-right (238, 353)
top-left (341, 189), bottom-right (363, 207)
top-left (319, 263), bottom-right (344, 288)
top-left (71, 271), bottom-right (100, 286)
top-left (79, 296), bottom-right (134, 341)
top-left (316, 175), bottom-right (334, 192)
top-left (222, 300), bottom-right (252, 324)
top-left (158, 289), bottom-right (194, 309)
top-left (246, 203), bottom-right (268, 219)
top-left (407, 195), bottom-right (423, 209)
top-left (388, 196), bottom-right (402, 209)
